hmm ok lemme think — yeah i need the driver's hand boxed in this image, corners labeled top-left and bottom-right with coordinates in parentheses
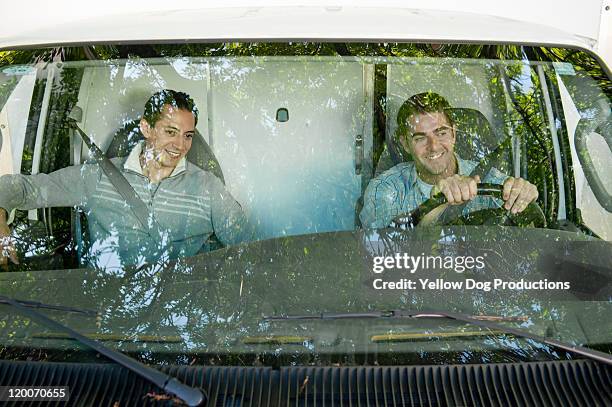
top-left (0, 209), bottom-right (19, 268)
top-left (502, 177), bottom-right (538, 214)
top-left (432, 175), bottom-right (480, 205)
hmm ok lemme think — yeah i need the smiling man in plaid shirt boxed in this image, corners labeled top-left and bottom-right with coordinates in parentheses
top-left (360, 92), bottom-right (539, 229)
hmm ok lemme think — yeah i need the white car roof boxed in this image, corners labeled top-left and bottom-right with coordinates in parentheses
top-left (0, 2), bottom-right (608, 66)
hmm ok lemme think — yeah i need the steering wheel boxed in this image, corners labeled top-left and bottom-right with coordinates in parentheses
top-left (391, 183), bottom-right (546, 228)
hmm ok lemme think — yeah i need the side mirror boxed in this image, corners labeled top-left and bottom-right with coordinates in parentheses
top-left (67, 105), bottom-right (83, 123)
top-left (575, 118), bottom-right (612, 212)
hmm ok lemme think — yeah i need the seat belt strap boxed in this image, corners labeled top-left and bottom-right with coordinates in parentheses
top-left (71, 124), bottom-right (163, 237)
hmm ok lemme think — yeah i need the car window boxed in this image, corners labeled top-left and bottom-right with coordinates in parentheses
top-left (0, 43), bottom-right (610, 366)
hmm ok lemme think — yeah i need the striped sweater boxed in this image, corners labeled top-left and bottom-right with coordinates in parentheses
top-left (0, 143), bottom-right (250, 268)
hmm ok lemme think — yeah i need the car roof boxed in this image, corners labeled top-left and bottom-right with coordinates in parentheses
top-left (0, 4), bottom-right (601, 52)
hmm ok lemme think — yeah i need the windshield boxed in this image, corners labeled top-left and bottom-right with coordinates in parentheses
top-left (0, 43), bottom-right (610, 366)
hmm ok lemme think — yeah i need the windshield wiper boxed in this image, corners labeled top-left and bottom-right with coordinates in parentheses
top-left (265, 309), bottom-right (612, 366)
top-left (264, 311), bottom-right (527, 322)
top-left (0, 295), bottom-right (205, 406)
top-left (0, 297), bottom-right (98, 317)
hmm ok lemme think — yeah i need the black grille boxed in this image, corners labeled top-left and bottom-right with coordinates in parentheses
top-left (0, 359), bottom-right (610, 406)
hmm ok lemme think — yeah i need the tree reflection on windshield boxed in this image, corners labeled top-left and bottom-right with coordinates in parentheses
top-left (1, 225), bottom-right (610, 365)
top-left (0, 42), bottom-right (610, 366)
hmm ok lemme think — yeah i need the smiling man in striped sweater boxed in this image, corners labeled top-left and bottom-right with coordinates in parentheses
top-left (0, 89), bottom-right (250, 269)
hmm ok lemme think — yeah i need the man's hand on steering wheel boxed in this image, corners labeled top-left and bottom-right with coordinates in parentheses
top-left (502, 177), bottom-right (539, 214)
top-left (432, 174), bottom-right (481, 205)
top-left (432, 175), bottom-right (538, 214)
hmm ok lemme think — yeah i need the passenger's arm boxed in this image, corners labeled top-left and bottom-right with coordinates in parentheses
top-left (209, 178), bottom-right (253, 246)
top-left (0, 165), bottom-right (89, 214)
top-left (0, 165), bottom-right (91, 266)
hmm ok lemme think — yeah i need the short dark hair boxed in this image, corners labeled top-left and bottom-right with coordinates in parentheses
top-left (396, 92), bottom-right (453, 137)
top-left (143, 89), bottom-right (199, 126)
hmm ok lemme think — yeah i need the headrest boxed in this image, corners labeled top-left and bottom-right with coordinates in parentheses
top-left (446, 108), bottom-right (501, 161)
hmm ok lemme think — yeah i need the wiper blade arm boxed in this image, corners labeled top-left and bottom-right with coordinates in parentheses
top-left (0, 295), bottom-right (205, 406)
top-left (266, 311), bottom-right (390, 320)
top-left (265, 311), bottom-right (527, 322)
top-left (266, 309), bottom-right (612, 366)
top-left (420, 310), bottom-right (612, 366)
top-left (0, 297), bottom-right (98, 317)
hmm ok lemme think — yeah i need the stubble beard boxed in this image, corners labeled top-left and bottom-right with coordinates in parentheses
top-left (416, 153), bottom-right (457, 185)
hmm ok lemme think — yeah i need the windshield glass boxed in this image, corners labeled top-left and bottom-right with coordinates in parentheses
top-left (0, 43), bottom-right (610, 366)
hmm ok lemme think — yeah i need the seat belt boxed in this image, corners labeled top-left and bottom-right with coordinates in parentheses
top-left (68, 110), bottom-right (162, 237)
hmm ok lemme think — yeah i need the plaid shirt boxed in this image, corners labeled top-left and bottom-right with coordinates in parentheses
top-left (360, 156), bottom-right (509, 228)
